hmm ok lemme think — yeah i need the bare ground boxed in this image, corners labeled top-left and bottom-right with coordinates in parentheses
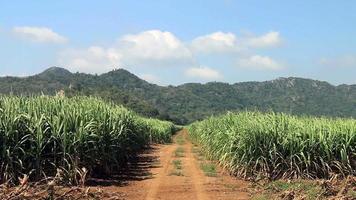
top-left (111, 129), bottom-right (250, 200)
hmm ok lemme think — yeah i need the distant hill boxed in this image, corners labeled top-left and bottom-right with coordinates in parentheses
top-left (1, 67), bottom-right (355, 124)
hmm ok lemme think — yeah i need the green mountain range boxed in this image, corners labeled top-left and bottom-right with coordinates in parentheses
top-left (1, 67), bottom-right (355, 124)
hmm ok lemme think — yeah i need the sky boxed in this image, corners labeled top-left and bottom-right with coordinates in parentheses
top-left (1, 0), bottom-right (356, 85)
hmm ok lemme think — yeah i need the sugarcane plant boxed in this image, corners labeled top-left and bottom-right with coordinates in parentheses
top-left (188, 111), bottom-right (356, 180)
top-left (0, 96), bottom-right (175, 185)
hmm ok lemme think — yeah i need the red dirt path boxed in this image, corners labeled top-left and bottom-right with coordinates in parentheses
top-left (107, 129), bottom-right (251, 200)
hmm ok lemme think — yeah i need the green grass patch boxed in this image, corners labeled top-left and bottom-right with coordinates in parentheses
top-left (191, 146), bottom-right (199, 153)
top-left (174, 147), bottom-right (185, 157)
top-left (172, 159), bottom-right (183, 170)
top-left (347, 190), bottom-right (356, 199)
top-left (176, 136), bottom-right (185, 145)
top-left (252, 180), bottom-right (324, 200)
top-left (200, 162), bottom-right (217, 177)
top-left (191, 147), bottom-right (204, 161)
top-left (170, 159), bottom-right (184, 176)
top-left (266, 180), bottom-right (320, 193)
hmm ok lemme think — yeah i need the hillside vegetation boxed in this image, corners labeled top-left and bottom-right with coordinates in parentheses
top-left (0, 96), bottom-right (176, 185)
top-left (0, 67), bottom-right (355, 124)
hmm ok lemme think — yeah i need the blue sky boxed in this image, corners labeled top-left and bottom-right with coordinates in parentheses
top-left (1, 0), bottom-right (356, 85)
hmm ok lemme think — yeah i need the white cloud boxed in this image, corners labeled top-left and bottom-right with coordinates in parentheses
top-left (13, 26), bottom-right (67, 43)
top-left (58, 30), bottom-right (195, 73)
top-left (319, 55), bottom-right (356, 68)
top-left (120, 30), bottom-right (193, 63)
top-left (139, 73), bottom-right (160, 84)
top-left (237, 55), bottom-right (283, 70)
top-left (58, 46), bottom-right (122, 74)
top-left (191, 32), bottom-right (238, 54)
top-left (190, 31), bottom-right (282, 55)
top-left (185, 66), bottom-right (223, 80)
top-left (57, 29), bottom-right (284, 76)
top-left (246, 31), bottom-right (281, 48)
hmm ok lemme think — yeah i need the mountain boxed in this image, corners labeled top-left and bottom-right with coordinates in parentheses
top-left (38, 66), bottom-right (73, 78)
top-left (1, 67), bottom-right (355, 124)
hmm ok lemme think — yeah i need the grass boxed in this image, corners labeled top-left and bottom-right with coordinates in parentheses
top-left (252, 180), bottom-right (324, 200)
top-left (176, 135), bottom-right (185, 145)
top-left (348, 190), bottom-right (356, 199)
top-left (200, 162), bottom-right (217, 177)
top-left (174, 147), bottom-right (185, 157)
top-left (172, 160), bottom-right (183, 170)
top-left (170, 159), bottom-right (184, 176)
top-left (267, 180), bottom-right (320, 192)
top-left (188, 111), bottom-right (356, 179)
top-left (191, 144), bottom-right (217, 176)
top-left (191, 146), bottom-right (204, 161)
top-left (191, 146), bottom-right (199, 154)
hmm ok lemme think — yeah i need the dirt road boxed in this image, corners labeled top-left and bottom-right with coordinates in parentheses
top-left (107, 129), bottom-right (250, 200)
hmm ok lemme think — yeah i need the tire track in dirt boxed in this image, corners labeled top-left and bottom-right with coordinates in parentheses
top-left (182, 130), bottom-right (210, 200)
top-left (146, 129), bottom-right (208, 200)
top-left (145, 143), bottom-right (176, 200)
